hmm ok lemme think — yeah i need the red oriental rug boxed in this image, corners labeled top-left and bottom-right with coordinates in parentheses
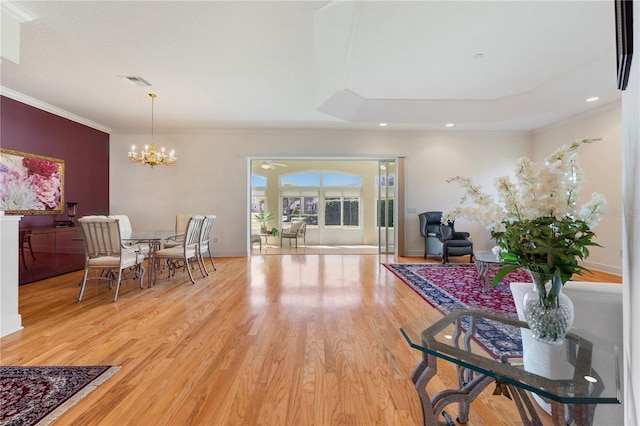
top-left (384, 263), bottom-right (531, 359)
top-left (0, 365), bottom-right (120, 426)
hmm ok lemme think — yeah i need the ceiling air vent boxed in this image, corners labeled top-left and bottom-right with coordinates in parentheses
top-left (119, 76), bottom-right (152, 87)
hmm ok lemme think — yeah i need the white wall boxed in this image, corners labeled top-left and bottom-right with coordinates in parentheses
top-left (110, 121), bottom-right (622, 274)
top-left (622, 1), bottom-right (639, 423)
top-left (532, 103), bottom-right (623, 275)
top-left (0, 213), bottom-right (23, 337)
top-left (110, 130), bottom-right (532, 257)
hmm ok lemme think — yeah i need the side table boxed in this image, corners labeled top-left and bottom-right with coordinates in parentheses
top-left (474, 250), bottom-right (511, 291)
top-left (259, 232), bottom-right (273, 247)
top-left (400, 309), bottom-right (620, 426)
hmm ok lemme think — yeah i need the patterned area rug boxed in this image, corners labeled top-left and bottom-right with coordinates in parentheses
top-left (385, 263), bottom-right (531, 359)
top-left (0, 365), bottom-right (120, 426)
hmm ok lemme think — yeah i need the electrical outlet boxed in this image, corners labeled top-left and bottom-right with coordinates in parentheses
top-left (214, 237), bottom-right (218, 243)
top-left (407, 207), bottom-right (417, 213)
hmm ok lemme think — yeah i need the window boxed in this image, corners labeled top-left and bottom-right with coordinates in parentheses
top-left (377, 199), bottom-right (394, 227)
top-left (325, 196), bottom-right (359, 227)
top-left (282, 195), bottom-right (318, 225)
top-left (343, 197), bottom-right (359, 226)
top-left (281, 171), bottom-right (361, 229)
top-left (375, 173), bottom-right (395, 187)
top-left (281, 172), bottom-right (320, 187)
top-left (322, 172), bottom-right (361, 187)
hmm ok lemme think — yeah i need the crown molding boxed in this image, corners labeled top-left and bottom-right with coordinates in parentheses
top-left (1, 87), bottom-right (111, 134)
top-left (532, 100), bottom-right (621, 136)
top-left (1, 1), bottom-right (35, 22)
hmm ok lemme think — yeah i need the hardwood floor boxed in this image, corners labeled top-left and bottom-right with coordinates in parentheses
top-left (1, 255), bottom-right (621, 425)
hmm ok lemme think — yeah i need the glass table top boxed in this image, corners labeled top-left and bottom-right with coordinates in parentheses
top-left (474, 250), bottom-right (508, 264)
top-left (400, 308), bottom-right (621, 405)
top-left (123, 230), bottom-right (177, 241)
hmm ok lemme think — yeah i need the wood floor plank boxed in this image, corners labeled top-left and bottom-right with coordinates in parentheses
top-left (1, 255), bottom-right (620, 425)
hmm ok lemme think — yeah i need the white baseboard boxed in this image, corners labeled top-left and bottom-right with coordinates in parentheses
top-left (582, 260), bottom-right (622, 276)
top-left (213, 250), bottom-right (249, 257)
top-left (1, 315), bottom-right (23, 338)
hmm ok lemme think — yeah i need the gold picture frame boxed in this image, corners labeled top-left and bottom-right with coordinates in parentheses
top-left (0, 148), bottom-right (65, 215)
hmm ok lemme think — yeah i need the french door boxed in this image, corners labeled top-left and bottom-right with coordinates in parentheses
top-left (377, 159), bottom-right (396, 254)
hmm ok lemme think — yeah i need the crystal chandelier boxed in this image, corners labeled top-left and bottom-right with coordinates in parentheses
top-left (128, 93), bottom-right (176, 168)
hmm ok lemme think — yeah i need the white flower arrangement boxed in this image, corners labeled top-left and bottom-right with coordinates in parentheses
top-left (443, 138), bottom-right (607, 288)
top-left (443, 139), bottom-right (607, 230)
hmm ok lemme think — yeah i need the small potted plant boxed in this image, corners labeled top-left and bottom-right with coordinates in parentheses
top-left (254, 211), bottom-right (273, 234)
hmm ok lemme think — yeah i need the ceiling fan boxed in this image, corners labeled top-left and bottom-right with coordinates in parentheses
top-left (258, 160), bottom-right (288, 170)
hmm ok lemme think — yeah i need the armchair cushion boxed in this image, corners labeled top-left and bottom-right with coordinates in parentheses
top-left (452, 231), bottom-right (470, 240)
top-left (284, 220), bottom-right (305, 235)
top-left (280, 219), bottom-right (306, 247)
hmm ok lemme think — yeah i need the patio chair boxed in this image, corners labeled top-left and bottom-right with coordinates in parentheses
top-left (280, 219), bottom-right (306, 248)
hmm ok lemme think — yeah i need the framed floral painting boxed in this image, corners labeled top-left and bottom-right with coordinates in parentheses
top-left (0, 148), bottom-right (65, 215)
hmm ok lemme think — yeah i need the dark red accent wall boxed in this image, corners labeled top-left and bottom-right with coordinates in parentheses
top-left (1, 96), bottom-right (110, 227)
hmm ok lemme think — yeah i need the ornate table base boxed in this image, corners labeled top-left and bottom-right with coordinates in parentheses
top-left (410, 353), bottom-right (546, 425)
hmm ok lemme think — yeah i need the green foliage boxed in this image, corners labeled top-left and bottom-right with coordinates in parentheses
top-left (325, 199), bottom-right (360, 226)
top-left (377, 199), bottom-right (394, 227)
top-left (254, 211), bottom-right (273, 227)
top-left (491, 215), bottom-right (600, 287)
top-left (325, 200), bottom-right (341, 225)
top-left (343, 199), bottom-right (359, 226)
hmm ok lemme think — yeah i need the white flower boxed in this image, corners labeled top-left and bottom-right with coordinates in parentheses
top-left (444, 138), bottom-right (605, 232)
top-left (578, 193), bottom-right (608, 228)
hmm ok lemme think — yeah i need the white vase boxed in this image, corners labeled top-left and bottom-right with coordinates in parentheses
top-left (522, 270), bottom-right (574, 345)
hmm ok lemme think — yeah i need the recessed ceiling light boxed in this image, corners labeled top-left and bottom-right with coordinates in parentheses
top-left (586, 97), bottom-right (600, 102)
top-left (445, 123), bottom-right (454, 127)
top-left (473, 53), bottom-right (484, 60)
top-left (379, 122), bottom-right (388, 127)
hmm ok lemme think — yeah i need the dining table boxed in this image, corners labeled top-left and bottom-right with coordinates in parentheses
top-left (123, 230), bottom-right (177, 287)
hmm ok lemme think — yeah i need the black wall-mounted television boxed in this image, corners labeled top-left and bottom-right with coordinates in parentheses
top-left (615, 0), bottom-right (634, 90)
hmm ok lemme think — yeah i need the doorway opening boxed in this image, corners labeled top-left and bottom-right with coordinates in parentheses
top-left (249, 158), bottom-right (401, 255)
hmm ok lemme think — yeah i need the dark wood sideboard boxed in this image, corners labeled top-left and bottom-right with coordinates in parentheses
top-left (19, 226), bottom-right (85, 285)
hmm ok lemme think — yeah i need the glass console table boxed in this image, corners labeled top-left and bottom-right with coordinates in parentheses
top-left (400, 309), bottom-right (620, 426)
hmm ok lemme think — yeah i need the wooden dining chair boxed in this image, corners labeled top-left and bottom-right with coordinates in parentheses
top-left (153, 215), bottom-right (205, 284)
top-left (77, 215), bottom-right (146, 302)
